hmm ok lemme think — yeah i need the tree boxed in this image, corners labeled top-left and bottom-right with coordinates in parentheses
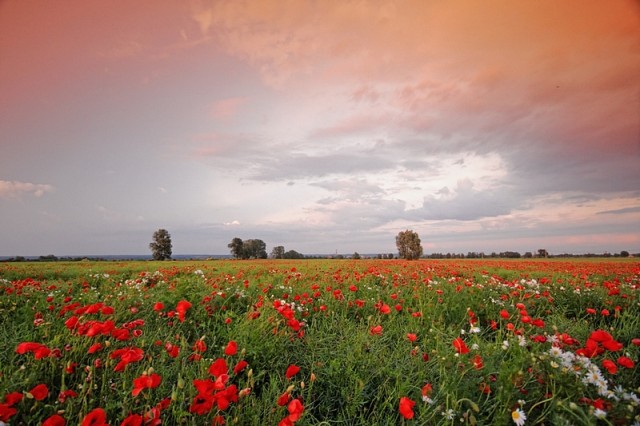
top-left (271, 246), bottom-right (285, 259)
top-left (352, 252), bottom-right (361, 259)
top-left (396, 230), bottom-right (423, 260)
top-left (228, 238), bottom-right (267, 259)
top-left (243, 239), bottom-right (267, 259)
top-left (228, 238), bottom-right (244, 259)
top-left (283, 250), bottom-right (304, 259)
top-left (149, 229), bottom-right (172, 260)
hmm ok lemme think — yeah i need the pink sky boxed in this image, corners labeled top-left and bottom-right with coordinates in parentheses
top-left (1, 0), bottom-right (638, 256)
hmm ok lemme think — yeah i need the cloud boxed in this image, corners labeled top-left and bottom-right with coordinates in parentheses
top-left (597, 206), bottom-right (640, 215)
top-left (410, 178), bottom-right (516, 221)
top-left (0, 180), bottom-right (54, 198)
top-left (210, 97), bottom-right (246, 121)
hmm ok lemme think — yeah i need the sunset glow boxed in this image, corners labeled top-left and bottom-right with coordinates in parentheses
top-left (1, 0), bottom-right (638, 256)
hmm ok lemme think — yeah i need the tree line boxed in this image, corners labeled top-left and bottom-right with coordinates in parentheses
top-left (145, 229), bottom-right (637, 262)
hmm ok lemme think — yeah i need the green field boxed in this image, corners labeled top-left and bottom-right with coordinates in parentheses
top-left (1, 259), bottom-right (638, 425)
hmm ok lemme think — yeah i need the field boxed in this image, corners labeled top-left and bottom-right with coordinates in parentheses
top-left (0, 258), bottom-right (638, 425)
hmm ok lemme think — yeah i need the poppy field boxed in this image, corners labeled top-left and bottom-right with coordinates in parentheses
top-left (0, 258), bottom-right (639, 425)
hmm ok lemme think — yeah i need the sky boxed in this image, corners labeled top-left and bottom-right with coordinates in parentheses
top-left (1, 0), bottom-right (639, 257)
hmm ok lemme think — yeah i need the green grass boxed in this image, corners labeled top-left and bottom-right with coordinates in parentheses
top-left (0, 258), bottom-right (638, 425)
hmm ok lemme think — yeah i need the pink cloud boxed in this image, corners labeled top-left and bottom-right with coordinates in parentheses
top-left (0, 180), bottom-right (54, 198)
top-left (210, 97), bottom-right (247, 121)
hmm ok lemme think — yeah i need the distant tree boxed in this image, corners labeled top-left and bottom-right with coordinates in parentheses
top-left (396, 230), bottom-right (423, 260)
top-left (352, 252), bottom-right (361, 259)
top-left (243, 239), bottom-right (267, 259)
top-left (283, 250), bottom-right (304, 259)
top-left (271, 246), bottom-right (285, 259)
top-left (620, 250), bottom-right (629, 258)
top-left (537, 249), bottom-right (548, 258)
top-left (228, 238), bottom-right (244, 259)
top-left (523, 252), bottom-right (533, 258)
top-left (149, 229), bottom-right (172, 260)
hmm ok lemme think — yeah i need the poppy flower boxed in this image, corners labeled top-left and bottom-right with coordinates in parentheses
top-left (277, 391), bottom-right (291, 406)
top-left (110, 347), bottom-right (144, 372)
top-left (406, 333), bottom-right (417, 342)
top-left (286, 398), bottom-right (304, 423)
top-left (209, 358), bottom-right (228, 378)
top-left (452, 337), bottom-right (469, 354)
top-left (602, 359), bottom-right (617, 374)
top-left (29, 383), bottom-right (49, 401)
top-left (285, 364), bottom-right (300, 380)
top-left (224, 340), bottom-right (237, 356)
top-left (42, 414), bottom-right (66, 426)
top-left (0, 404), bottom-right (17, 422)
top-left (370, 325), bottom-right (383, 335)
top-left (399, 396), bottom-right (415, 419)
top-left (88, 343), bottom-right (104, 354)
top-left (132, 373), bottom-right (162, 396)
top-left (4, 392), bottom-right (23, 406)
top-left (193, 339), bottom-right (207, 353)
top-left (617, 356), bottom-right (635, 368)
top-left (175, 300), bottom-right (192, 323)
top-left (120, 414), bottom-right (143, 426)
top-left (80, 408), bottom-right (109, 426)
top-left (16, 342), bottom-right (51, 359)
top-left (233, 360), bottom-right (248, 374)
top-left (472, 355), bottom-right (484, 370)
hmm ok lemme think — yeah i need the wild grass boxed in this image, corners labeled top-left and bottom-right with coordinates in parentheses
top-left (0, 258), bottom-right (638, 425)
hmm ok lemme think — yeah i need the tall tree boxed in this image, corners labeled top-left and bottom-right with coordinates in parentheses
top-left (228, 238), bottom-right (244, 259)
top-left (271, 246), bottom-right (285, 259)
top-left (149, 229), bottom-right (172, 260)
top-left (243, 239), bottom-right (267, 259)
top-left (396, 230), bottom-right (423, 260)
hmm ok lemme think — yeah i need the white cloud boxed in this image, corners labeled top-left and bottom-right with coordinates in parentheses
top-left (0, 180), bottom-right (54, 198)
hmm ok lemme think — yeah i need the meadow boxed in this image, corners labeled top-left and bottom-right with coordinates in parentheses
top-left (0, 258), bottom-right (638, 425)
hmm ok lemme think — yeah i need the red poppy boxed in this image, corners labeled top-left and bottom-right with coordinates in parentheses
top-left (370, 325), bottom-right (383, 335)
top-left (110, 347), bottom-right (144, 372)
top-left (132, 373), bottom-right (162, 396)
top-left (15, 342), bottom-right (51, 359)
top-left (209, 358), bottom-right (228, 378)
top-left (472, 354), bottom-right (484, 370)
top-left (193, 339), bottom-right (207, 353)
top-left (224, 340), bottom-right (238, 356)
top-left (4, 392), bottom-right (23, 406)
top-left (285, 364), bottom-right (300, 379)
top-left (286, 398), bottom-right (304, 423)
top-left (80, 408), bottom-right (109, 426)
top-left (399, 396), bottom-right (415, 419)
top-left (421, 383), bottom-right (433, 399)
top-left (176, 300), bottom-right (192, 323)
top-left (29, 383), bottom-right (49, 401)
top-left (88, 343), bottom-right (103, 354)
top-left (233, 360), bottom-right (248, 374)
top-left (617, 356), bottom-right (635, 369)
top-left (120, 414), bottom-right (143, 426)
top-left (42, 414), bottom-right (66, 426)
top-left (0, 404), bottom-right (17, 422)
top-left (452, 337), bottom-right (469, 354)
top-left (277, 391), bottom-right (291, 406)
top-left (164, 342), bottom-right (180, 358)
top-left (602, 359), bottom-right (617, 374)
top-left (406, 333), bottom-right (417, 342)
